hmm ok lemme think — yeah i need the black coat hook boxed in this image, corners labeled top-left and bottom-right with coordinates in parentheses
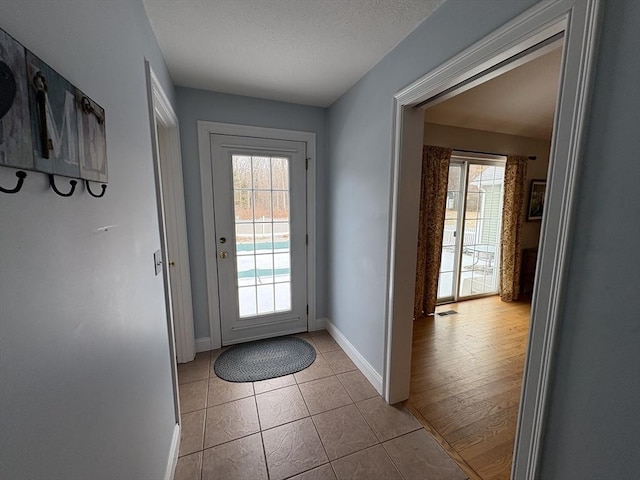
top-left (85, 180), bottom-right (107, 198)
top-left (0, 170), bottom-right (27, 194)
top-left (49, 174), bottom-right (77, 197)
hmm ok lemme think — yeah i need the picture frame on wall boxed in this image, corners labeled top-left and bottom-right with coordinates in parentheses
top-left (1, 26), bottom-right (108, 184)
top-left (0, 29), bottom-right (33, 170)
top-left (527, 179), bottom-right (546, 221)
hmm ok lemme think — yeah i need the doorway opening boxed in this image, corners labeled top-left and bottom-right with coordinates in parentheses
top-left (407, 43), bottom-right (562, 479)
top-left (197, 121), bottom-right (318, 351)
top-left (146, 61), bottom-right (198, 472)
top-left (210, 134), bottom-right (308, 345)
top-left (384, 2), bottom-right (601, 478)
top-left (146, 64), bottom-right (196, 365)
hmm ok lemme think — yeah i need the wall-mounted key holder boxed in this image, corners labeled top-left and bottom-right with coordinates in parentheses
top-left (49, 174), bottom-right (77, 197)
top-left (0, 171), bottom-right (27, 194)
top-left (0, 27), bottom-right (108, 197)
top-left (85, 180), bottom-right (107, 198)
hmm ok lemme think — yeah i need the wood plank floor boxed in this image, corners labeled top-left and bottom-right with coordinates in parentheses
top-left (406, 296), bottom-right (531, 480)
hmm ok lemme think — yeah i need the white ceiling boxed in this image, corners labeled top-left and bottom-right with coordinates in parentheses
top-left (142, 0), bottom-right (444, 107)
top-left (425, 47), bottom-right (563, 140)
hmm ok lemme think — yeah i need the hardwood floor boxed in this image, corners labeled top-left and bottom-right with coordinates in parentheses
top-left (406, 296), bottom-right (531, 480)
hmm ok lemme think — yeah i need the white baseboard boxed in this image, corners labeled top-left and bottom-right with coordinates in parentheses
top-left (310, 317), bottom-right (328, 331)
top-left (195, 337), bottom-right (212, 352)
top-left (164, 422), bottom-right (180, 480)
top-left (325, 319), bottom-right (383, 395)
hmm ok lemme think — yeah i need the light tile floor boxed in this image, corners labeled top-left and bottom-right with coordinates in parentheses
top-left (175, 330), bottom-right (468, 480)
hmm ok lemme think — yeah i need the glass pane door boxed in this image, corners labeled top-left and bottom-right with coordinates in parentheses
top-left (436, 157), bottom-right (506, 305)
top-left (211, 134), bottom-right (307, 345)
top-left (233, 155), bottom-right (292, 317)
top-left (459, 164), bottom-right (505, 298)
top-left (437, 163), bottom-right (463, 301)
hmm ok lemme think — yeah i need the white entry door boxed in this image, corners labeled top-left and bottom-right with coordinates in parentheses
top-left (211, 134), bottom-right (307, 344)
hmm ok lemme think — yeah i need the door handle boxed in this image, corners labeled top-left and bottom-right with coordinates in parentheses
top-left (218, 251), bottom-right (228, 259)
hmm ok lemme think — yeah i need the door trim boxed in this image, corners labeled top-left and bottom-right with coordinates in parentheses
top-left (383, 1), bottom-right (602, 479)
top-left (198, 121), bottom-right (317, 349)
top-left (147, 65), bottom-right (196, 365)
top-left (144, 62), bottom-right (180, 426)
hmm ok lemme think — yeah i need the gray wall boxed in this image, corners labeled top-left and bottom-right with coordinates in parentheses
top-left (175, 87), bottom-right (328, 340)
top-left (327, 0), bottom-right (639, 477)
top-left (539, 1), bottom-right (640, 477)
top-left (327, 0), bottom-right (539, 375)
top-left (0, 1), bottom-right (178, 478)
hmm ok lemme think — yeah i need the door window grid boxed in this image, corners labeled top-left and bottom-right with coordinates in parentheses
top-left (232, 155), bottom-right (292, 317)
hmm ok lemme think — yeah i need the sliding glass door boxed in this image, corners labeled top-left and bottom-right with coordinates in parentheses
top-left (437, 156), bottom-right (506, 303)
top-left (437, 163), bottom-right (464, 302)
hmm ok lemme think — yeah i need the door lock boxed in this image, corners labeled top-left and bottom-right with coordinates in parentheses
top-left (219, 237), bottom-right (226, 244)
top-left (218, 251), bottom-right (228, 259)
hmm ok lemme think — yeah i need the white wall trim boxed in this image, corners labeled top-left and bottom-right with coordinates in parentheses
top-left (163, 422), bottom-right (180, 480)
top-left (197, 121), bottom-right (317, 348)
top-left (147, 65), bottom-right (196, 365)
top-left (311, 317), bottom-right (327, 331)
top-left (325, 320), bottom-right (383, 395)
top-left (195, 337), bottom-right (213, 353)
top-left (384, 1), bottom-right (602, 479)
top-left (145, 62), bottom-right (182, 426)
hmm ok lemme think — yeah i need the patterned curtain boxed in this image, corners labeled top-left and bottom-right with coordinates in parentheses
top-left (414, 146), bottom-right (452, 318)
top-left (500, 155), bottom-right (528, 301)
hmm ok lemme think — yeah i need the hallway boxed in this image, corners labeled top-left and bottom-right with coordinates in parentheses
top-left (174, 331), bottom-right (468, 480)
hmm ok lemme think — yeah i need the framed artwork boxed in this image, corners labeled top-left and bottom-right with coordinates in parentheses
top-left (76, 89), bottom-right (107, 183)
top-left (26, 50), bottom-right (80, 178)
top-left (527, 179), bottom-right (546, 221)
top-left (1, 26), bottom-right (107, 183)
top-left (0, 29), bottom-right (33, 169)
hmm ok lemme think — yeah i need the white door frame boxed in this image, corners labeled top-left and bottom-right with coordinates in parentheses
top-left (383, 1), bottom-right (601, 479)
top-left (146, 63), bottom-right (196, 366)
top-left (198, 121), bottom-right (317, 350)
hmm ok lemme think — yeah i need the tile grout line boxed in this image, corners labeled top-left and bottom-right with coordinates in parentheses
top-left (255, 389), bottom-right (271, 480)
top-left (376, 439), bottom-right (410, 480)
top-left (198, 368), bottom-right (210, 479)
top-left (353, 398), bottom-right (386, 444)
top-left (281, 462), bottom-right (332, 480)
top-left (334, 372), bottom-right (377, 404)
top-left (291, 358), bottom-right (336, 479)
top-left (178, 340), bottom-right (378, 478)
top-left (191, 394), bottom-right (400, 463)
top-left (381, 428), bottom-right (472, 480)
top-left (403, 402), bottom-right (483, 480)
top-left (304, 393), bottom-right (332, 468)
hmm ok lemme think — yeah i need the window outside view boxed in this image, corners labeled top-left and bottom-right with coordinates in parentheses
top-left (438, 163), bottom-right (505, 300)
top-left (232, 155), bottom-right (292, 317)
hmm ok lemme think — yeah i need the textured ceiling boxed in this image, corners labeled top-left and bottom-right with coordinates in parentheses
top-left (142, 0), bottom-right (444, 107)
top-left (425, 47), bottom-right (563, 140)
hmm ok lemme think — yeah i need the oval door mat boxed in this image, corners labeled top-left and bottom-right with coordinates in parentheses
top-left (214, 336), bottom-right (316, 382)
